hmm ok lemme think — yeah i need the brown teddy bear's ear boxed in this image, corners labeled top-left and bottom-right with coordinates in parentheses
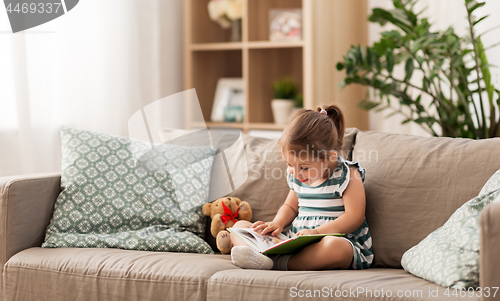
top-left (233, 197), bottom-right (241, 205)
top-left (202, 203), bottom-right (212, 216)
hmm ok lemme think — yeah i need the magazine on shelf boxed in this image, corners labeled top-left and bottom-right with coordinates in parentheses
top-left (227, 227), bottom-right (344, 255)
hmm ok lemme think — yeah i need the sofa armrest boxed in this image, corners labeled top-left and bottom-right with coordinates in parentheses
top-left (480, 201), bottom-right (500, 301)
top-left (0, 173), bottom-right (61, 268)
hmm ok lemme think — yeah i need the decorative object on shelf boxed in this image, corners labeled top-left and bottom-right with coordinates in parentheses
top-left (231, 19), bottom-right (242, 42)
top-left (208, 0), bottom-right (243, 42)
top-left (336, 0), bottom-right (500, 139)
top-left (271, 99), bottom-right (295, 126)
top-left (211, 78), bottom-right (245, 122)
top-left (223, 105), bottom-right (244, 123)
top-left (271, 76), bottom-right (300, 125)
top-left (269, 9), bottom-right (302, 42)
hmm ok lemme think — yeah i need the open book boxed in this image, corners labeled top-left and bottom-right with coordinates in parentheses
top-left (227, 227), bottom-right (344, 255)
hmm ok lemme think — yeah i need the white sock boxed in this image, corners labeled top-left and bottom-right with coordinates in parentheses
top-left (231, 246), bottom-right (273, 270)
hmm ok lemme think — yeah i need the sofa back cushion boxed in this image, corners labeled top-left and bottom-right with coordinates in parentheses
top-left (352, 131), bottom-right (500, 268)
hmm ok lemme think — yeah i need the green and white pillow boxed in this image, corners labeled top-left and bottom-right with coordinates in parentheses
top-left (479, 168), bottom-right (500, 196)
top-left (401, 169), bottom-right (500, 288)
top-left (42, 127), bottom-right (216, 254)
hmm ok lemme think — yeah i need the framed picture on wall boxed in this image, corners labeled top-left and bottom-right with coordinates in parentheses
top-left (269, 9), bottom-right (302, 42)
top-left (211, 78), bottom-right (245, 123)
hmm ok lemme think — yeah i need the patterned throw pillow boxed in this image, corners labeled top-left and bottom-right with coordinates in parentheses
top-left (42, 127), bottom-right (216, 254)
top-left (401, 169), bottom-right (500, 288)
top-left (479, 168), bottom-right (500, 196)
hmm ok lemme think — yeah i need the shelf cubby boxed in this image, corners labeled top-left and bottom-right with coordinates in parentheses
top-left (189, 0), bottom-right (235, 44)
top-left (247, 0), bottom-right (303, 42)
top-left (248, 47), bottom-right (303, 124)
top-left (191, 50), bottom-right (243, 122)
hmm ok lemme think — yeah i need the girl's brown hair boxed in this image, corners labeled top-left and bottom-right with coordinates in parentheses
top-left (279, 104), bottom-right (345, 161)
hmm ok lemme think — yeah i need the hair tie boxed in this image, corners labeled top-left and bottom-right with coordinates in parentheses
top-left (320, 109), bottom-right (327, 115)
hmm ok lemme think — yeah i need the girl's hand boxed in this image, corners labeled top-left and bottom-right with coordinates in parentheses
top-left (295, 229), bottom-right (319, 236)
top-left (251, 221), bottom-right (284, 237)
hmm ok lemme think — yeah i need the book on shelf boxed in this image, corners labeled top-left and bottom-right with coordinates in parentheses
top-left (227, 227), bottom-right (344, 255)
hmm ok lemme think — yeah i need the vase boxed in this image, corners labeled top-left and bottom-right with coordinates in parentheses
top-left (230, 19), bottom-right (242, 42)
top-left (271, 99), bottom-right (295, 125)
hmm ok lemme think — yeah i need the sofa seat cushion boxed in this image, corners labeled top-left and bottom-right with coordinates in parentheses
top-left (3, 247), bottom-right (238, 301)
top-left (207, 268), bottom-right (479, 301)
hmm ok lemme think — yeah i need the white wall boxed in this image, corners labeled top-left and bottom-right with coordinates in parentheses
top-left (0, 0), bottom-right (185, 176)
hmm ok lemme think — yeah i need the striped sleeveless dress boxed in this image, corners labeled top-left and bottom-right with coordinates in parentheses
top-left (287, 156), bottom-right (373, 270)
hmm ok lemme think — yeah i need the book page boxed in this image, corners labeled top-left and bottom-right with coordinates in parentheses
top-left (231, 229), bottom-right (260, 251)
top-left (231, 228), bottom-right (289, 251)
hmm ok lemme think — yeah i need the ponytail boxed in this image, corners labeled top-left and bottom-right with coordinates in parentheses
top-left (316, 104), bottom-right (345, 151)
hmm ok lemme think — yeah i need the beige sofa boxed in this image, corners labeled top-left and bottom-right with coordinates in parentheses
top-left (2, 128), bottom-right (500, 301)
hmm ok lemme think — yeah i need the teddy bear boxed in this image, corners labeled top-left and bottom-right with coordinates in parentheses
top-left (202, 196), bottom-right (252, 254)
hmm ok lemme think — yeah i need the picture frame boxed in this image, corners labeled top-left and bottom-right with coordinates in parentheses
top-left (211, 78), bottom-right (245, 122)
top-left (269, 9), bottom-right (302, 42)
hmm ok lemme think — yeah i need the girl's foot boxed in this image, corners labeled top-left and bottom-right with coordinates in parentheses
top-left (231, 246), bottom-right (273, 270)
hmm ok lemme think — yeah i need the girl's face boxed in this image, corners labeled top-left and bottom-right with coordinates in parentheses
top-left (283, 149), bottom-right (337, 187)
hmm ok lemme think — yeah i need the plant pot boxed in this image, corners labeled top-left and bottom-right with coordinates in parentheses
top-left (271, 99), bottom-right (295, 125)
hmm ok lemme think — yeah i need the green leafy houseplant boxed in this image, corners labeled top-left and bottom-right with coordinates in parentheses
top-left (273, 76), bottom-right (302, 108)
top-left (336, 0), bottom-right (500, 138)
top-left (271, 77), bottom-right (302, 125)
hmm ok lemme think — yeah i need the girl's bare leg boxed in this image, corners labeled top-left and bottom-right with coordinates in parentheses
top-left (229, 220), bottom-right (253, 246)
top-left (287, 236), bottom-right (353, 270)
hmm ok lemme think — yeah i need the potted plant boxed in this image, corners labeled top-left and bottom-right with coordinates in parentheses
top-left (272, 77), bottom-right (300, 125)
top-left (336, 0), bottom-right (500, 139)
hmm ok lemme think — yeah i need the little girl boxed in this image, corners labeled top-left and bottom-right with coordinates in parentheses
top-left (227, 104), bottom-right (373, 271)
